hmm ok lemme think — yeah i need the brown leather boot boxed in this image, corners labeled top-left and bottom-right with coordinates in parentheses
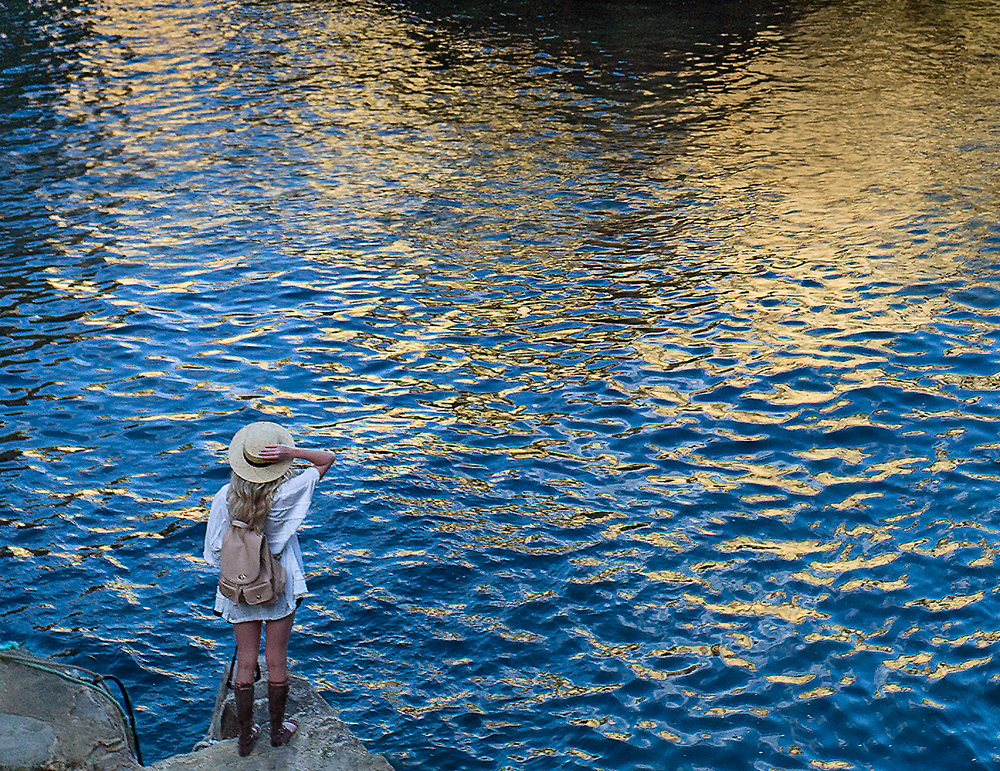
top-left (233, 682), bottom-right (258, 756)
top-left (267, 679), bottom-right (298, 747)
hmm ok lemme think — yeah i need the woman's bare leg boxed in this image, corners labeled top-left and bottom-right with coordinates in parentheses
top-left (233, 620), bottom-right (263, 685)
top-left (264, 612), bottom-right (295, 683)
top-left (264, 612), bottom-right (298, 745)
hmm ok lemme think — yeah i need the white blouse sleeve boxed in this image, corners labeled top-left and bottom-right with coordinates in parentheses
top-left (203, 485), bottom-right (230, 567)
top-left (265, 467), bottom-right (319, 554)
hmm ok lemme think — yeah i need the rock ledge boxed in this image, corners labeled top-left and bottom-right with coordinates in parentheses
top-left (0, 648), bottom-right (391, 771)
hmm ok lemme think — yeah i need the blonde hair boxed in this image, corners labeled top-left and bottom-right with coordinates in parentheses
top-left (227, 469), bottom-right (296, 530)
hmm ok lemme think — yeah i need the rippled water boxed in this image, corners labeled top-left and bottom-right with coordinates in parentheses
top-left (3, 0), bottom-right (1000, 768)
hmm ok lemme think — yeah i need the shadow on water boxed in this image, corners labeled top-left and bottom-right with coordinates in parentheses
top-left (1, 0), bottom-right (124, 257)
top-left (0, 0), bottom-right (124, 413)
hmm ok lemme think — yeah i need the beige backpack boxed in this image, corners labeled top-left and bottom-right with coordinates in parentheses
top-left (218, 520), bottom-right (286, 605)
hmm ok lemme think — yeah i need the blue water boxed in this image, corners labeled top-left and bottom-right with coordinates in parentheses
top-left (3, 0), bottom-right (1000, 768)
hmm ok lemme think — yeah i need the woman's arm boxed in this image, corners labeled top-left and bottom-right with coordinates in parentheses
top-left (259, 444), bottom-right (334, 479)
top-left (203, 487), bottom-right (230, 565)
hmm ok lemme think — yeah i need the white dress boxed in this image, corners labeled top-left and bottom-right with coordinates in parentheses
top-left (203, 467), bottom-right (319, 623)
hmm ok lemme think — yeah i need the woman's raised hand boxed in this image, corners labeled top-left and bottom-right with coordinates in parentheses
top-left (259, 444), bottom-right (295, 463)
top-left (258, 443), bottom-right (333, 478)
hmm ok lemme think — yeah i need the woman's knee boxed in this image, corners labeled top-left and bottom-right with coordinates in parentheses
top-left (265, 636), bottom-right (289, 666)
top-left (232, 622), bottom-right (262, 675)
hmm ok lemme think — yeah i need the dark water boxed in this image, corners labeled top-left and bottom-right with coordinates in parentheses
top-left (3, 0), bottom-right (1000, 768)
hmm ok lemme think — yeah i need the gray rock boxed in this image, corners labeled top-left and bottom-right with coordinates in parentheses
top-left (0, 714), bottom-right (56, 769)
top-left (0, 648), bottom-right (139, 771)
top-left (152, 715), bottom-right (391, 771)
top-left (0, 649), bottom-right (392, 771)
top-left (153, 656), bottom-right (392, 771)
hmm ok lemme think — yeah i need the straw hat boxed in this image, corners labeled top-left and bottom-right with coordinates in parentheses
top-left (228, 421), bottom-right (295, 483)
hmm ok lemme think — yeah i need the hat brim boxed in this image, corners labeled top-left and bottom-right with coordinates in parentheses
top-left (228, 422), bottom-right (295, 483)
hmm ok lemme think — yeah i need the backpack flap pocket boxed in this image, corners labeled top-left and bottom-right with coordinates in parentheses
top-left (242, 577), bottom-right (275, 605)
top-left (218, 575), bottom-right (241, 603)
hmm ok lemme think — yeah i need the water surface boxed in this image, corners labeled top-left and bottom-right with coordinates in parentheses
top-left (2, 0), bottom-right (1000, 768)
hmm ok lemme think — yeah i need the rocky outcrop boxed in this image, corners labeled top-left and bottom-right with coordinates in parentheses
top-left (152, 657), bottom-right (392, 771)
top-left (0, 648), bottom-right (391, 771)
top-left (150, 714), bottom-right (391, 771)
top-left (0, 648), bottom-right (139, 771)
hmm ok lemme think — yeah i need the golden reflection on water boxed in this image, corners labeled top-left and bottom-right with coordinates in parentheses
top-left (685, 593), bottom-right (826, 624)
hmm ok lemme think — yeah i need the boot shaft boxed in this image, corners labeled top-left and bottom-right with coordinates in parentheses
top-left (234, 682), bottom-right (256, 757)
top-left (268, 679), bottom-right (293, 746)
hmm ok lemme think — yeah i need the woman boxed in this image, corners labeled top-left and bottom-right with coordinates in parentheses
top-left (204, 421), bottom-right (333, 756)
